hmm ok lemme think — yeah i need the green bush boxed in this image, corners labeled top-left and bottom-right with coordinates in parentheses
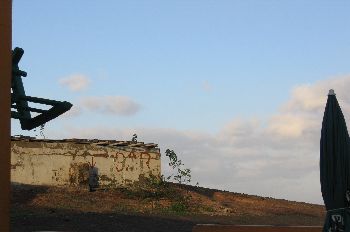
top-left (165, 149), bottom-right (191, 184)
top-left (170, 201), bottom-right (188, 214)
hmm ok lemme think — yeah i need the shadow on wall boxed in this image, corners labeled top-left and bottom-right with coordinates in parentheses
top-left (89, 166), bottom-right (99, 192)
top-left (68, 157), bottom-right (99, 191)
top-left (89, 157), bottom-right (99, 192)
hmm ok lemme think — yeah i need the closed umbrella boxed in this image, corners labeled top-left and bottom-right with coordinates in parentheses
top-left (320, 89), bottom-right (350, 232)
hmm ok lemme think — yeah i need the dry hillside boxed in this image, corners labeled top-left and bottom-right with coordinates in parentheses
top-left (11, 182), bottom-right (326, 232)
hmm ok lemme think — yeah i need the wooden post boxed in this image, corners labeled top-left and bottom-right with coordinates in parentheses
top-left (0, 0), bottom-right (12, 231)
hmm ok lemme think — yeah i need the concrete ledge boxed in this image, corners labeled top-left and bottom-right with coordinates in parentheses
top-left (192, 225), bottom-right (323, 232)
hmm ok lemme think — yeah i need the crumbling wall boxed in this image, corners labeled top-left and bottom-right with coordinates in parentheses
top-left (10, 138), bottom-right (161, 187)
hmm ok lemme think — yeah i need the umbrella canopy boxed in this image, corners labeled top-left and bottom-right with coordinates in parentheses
top-left (320, 89), bottom-right (350, 231)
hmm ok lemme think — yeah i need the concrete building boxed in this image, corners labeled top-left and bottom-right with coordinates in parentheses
top-left (10, 136), bottom-right (161, 187)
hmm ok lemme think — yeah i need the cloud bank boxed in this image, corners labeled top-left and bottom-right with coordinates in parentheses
top-left (47, 75), bottom-right (350, 205)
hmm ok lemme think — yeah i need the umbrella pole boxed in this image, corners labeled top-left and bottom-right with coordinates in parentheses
top-left (0, 0), bottom-right (12, 231)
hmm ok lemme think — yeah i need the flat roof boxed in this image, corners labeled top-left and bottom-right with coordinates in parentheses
top-left (11, 135), bottom-right (159, 149)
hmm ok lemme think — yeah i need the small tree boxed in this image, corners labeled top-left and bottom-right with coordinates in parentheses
top-left (165, 149), bottom-right (191, 184)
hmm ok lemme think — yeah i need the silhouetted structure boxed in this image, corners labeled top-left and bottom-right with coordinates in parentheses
top-left (11, 47), bottom-right (72, 130)
top-left (320, 89), bottom-right (350, 232)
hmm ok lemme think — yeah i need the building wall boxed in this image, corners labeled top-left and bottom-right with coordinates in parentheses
top-left (10, 139), bottom-right (161, 187)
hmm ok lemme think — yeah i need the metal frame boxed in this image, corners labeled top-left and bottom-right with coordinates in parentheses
top-left (11, 47), bottom-right (72, 130)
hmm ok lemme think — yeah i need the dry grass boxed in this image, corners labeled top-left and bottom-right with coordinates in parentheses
top-left (10, 182), bottom-right (327, 231)
top-left (11, 182), bottom-right (326, 220)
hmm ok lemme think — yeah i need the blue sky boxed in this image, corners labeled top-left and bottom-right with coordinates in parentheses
top-left (11, 1), bottom-right (350, 204)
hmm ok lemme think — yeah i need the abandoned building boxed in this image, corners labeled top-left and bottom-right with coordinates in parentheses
top-left (10, 136), bottom-right (161, 187)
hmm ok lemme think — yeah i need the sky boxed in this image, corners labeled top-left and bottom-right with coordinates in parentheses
top-left (11, 0), bottom-right (350, 205)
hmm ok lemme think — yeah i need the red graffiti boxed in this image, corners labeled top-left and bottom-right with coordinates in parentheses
top-left (114, 150), bottom-right (154, 172)
top-left (140, 152), bottom-right (151, 169)
top-left (115, 152), bottom-right (126, 172)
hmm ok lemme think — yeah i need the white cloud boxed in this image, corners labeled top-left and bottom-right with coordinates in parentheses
top-left (47, 75), bottom-right (350, 205)
top-left (61, 105), bottom-right (82, 118)
top-left (59, 74), bottom-right (90, 92)
top-left (202, 80), bottom-right (212, 92)
top-left (81, 96), bottom-right (141, 116)
top-left (267, 114), bottom-right (309, 137)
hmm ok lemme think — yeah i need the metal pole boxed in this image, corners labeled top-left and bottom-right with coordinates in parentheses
top-left (0, 0), bottom-right (12, 231)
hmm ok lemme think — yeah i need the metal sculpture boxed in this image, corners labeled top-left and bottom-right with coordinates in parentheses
top-left (11, 47), bottom-right (72, 130)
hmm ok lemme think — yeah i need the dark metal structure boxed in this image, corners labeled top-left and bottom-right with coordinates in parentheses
top-left (320, 89), bottom-right (350, 232)
top-left (11, 47), bottom-right (72, 130)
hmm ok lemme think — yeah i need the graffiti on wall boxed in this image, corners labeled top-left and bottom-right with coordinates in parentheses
top-left (113, 150), bottom-right (155, 172)
top-left (11, 139), bottom-right (161, 187)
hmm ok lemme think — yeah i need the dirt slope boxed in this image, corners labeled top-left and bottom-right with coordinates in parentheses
top-left (11, 183), bottom-right (326, 232)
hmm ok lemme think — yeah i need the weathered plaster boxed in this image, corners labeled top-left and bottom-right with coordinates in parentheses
top-left (11, 138), bottom-right (161, 187)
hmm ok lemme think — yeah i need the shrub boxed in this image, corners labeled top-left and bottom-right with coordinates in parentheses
top-left (165, 149), bottom-right (191, 184)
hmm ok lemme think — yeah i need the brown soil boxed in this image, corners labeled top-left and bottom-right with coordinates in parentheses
top-left (11, 183), bottom-right (326, 232)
